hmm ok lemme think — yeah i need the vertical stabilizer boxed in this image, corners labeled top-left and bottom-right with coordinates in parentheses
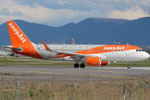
top-left (7, 21), bottom-right (42, 59)
top-left (7, 21), bottom-right (32, 48)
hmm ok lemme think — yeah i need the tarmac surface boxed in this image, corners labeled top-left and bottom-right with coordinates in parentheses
top-left (0, 65), bottom-right (150, 81)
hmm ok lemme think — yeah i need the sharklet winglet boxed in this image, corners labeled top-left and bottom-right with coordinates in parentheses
top-left (42, 41), bottom-right (52, 51)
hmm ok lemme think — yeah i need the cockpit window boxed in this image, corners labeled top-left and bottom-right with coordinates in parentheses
top-left (136, 49), bottom-right (142, 52)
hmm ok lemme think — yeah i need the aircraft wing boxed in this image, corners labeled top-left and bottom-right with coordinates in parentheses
top-left (42, 41), bottom-right (89, 58)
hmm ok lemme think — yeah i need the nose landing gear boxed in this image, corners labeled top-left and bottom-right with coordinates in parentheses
top-left (127, 61), bottom-right (131, 69)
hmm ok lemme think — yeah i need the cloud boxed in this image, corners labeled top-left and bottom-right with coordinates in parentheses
top-left (0, 0), bottom-right (150, 26)
top-left (140, 0), bottom-right (150, 6)
top-left (0, 0), bottom-right (107, 26)
top-left (125, 0), bottom-right (150, 6)
top-left (109, 6), bottom-right (149, 20)
top-left (0, 0), bottom-right (101, 26)
top-left (0, 1), bottom-right (50, 24)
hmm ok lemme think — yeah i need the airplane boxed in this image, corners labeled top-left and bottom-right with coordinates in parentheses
top-left (6, 21), bottom-right (150, 68)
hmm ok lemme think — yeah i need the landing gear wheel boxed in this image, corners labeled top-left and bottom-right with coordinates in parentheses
top-left (74, 63), bottom-right (79, 68)
top-left (80, 63), bottom-right (86, 68)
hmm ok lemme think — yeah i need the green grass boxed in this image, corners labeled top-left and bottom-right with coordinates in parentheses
top-left (0, 56), bottom-right (150, 67)
top-left (0, 57), bottom-right (73, 66)
top-left (110, 60), bottom-right (150, 67)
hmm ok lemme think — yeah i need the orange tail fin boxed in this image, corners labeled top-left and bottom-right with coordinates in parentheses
top-left (7, 21), bottom-right (32, 48)
top-left (7, 21), bottom-right (43, 59)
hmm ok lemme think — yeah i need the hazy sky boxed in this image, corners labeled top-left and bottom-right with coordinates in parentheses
top-left (0, 0), bottom-right (150, 26)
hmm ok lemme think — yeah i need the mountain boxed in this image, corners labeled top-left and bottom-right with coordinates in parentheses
top-left (0, 17), bottom-right (150, 46)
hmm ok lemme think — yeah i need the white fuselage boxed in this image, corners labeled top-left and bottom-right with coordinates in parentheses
top-left (33, 44), bottom-right (150, 62)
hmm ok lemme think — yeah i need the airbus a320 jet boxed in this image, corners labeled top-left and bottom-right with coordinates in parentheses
top-left (6, 21), bottom-right (150, 68)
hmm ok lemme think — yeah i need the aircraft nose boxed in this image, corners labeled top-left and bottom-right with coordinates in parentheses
top-left (148, 53), bottom-right (150, 59)
top-left (144, 52), bottom-right (150, 59)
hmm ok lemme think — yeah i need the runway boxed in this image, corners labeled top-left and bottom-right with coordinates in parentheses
top-left (0, 65), bottom-right (150, 81)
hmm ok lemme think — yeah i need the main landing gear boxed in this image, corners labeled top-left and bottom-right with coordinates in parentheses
top-left (74, 63), bottom-right (86, 68)
top-left (127, 61), bottom-right (131, 69)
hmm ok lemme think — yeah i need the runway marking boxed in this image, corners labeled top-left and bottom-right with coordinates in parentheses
top-left (0, 70), bottom-right (64, 75)
top-left (0, 70), bottom-right (26, 73)
top-left (87, 70), bottom-right (126, 74)
top-left (0, 70), bottom-right (9, 72)
top-left (27, 71), bottom-right (64, 75)
top-left (28, 71), bottom-right (39, 73)
top-left (0, 69), bottom-right (125, 75)
top-left (39, 72), bottom-right (63, 75)
top-left (0, 67), bottom-right (149, 78)
top-left (0, 69), bottom-right (144, 79)
top-left (132, 67), bottom-right (150, 70)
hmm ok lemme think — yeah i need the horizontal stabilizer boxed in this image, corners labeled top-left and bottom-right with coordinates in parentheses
top-left (1, 46), bottom-right (23, 52)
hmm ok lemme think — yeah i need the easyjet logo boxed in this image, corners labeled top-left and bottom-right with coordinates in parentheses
top-left (9, 23), bottom-right (26, 43)
top-left (104, 46), bottom-right (125, 50)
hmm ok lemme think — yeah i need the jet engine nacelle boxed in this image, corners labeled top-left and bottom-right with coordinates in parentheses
top-left (86, 57), bottom-right (109, 66)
